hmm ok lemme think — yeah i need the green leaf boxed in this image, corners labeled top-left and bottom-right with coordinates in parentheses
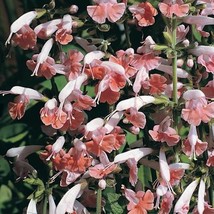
top-left (39, 75), bottom-right (67, 91)
top-left (0, 156), bottom-right (10, 177)
top-left (0, 123), bottom-right (28, 143)
top-left (105, 192), bottom-right (124, 214)
top-left (192, 25), bottom-right (202, 42)
top-left (0, 185), bottom-right (12, 205)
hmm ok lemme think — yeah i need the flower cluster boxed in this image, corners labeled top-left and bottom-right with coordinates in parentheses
top-left (2, 0), bottom-right (214, 213)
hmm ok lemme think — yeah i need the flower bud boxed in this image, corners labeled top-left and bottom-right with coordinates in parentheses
top-left (98, 179), bottom-right (106, 190)
top-left (69, 5), bottom-right (79, 14)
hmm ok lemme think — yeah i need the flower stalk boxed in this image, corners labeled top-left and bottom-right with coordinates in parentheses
top-left (96, 187), bottom-right (102, 214)
top-left (172, 17), bottom-right (178, 105)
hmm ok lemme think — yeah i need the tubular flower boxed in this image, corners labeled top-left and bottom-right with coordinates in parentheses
top-left (129, 2), bottom-right (158, 27)
top-left (31, 38), bottom-right (54, 76)
top-left (159, 0), bottom-right (189, 18)
top-left (55, 14), bottom-right (73, 45)
top-left (5, 11), bottom-right (37, 48)
top-left (27, 54), bottom-right (65, 79)
top-left (182, 125), bottom-right (208, 160)
top-left (122, 185), bottom-right (154, 214)
top-left (87, 0), bottom-right (126, 24)
top-left (174, 179), bottom-right (199, 214)
top-left (149, 116), bottom-right (180, 146)
top-left (0, 86), bottom-right (44, 120)
top-left (181, 89), bottom-right (214, 126)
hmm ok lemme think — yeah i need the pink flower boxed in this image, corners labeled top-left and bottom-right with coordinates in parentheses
top-left (31, 38), bottom-right (54, 76)
top-left (87, 0), bottom-right (126, 24)
top-left (129, 2), bottom-right (158, 27)
top-left (55, 14), bottom-right (73, 45)
top-left (122, 185), bottom-right (154, 214)
top-left (89, 152), bottom-right (117, 179)
top-left (124, 107), bottom-right (146, 134)
top-left (34, 19), bottom-right (62, 40)
top-left (148, 74), bottom-right (167, 95)
top-left (26, 54), bottom-right (65, 79)
top-left (40, 98), bottom-right (67, 129)
top-left (12, 25), bottom-right (37, 50)
top-left (207, 150), bottom-right (214, 167)
top-left (159, 0), bottom-right (189, 18)
top-left (5, 11), bottom-right (37, 47)
top-left (182, 125), bottom-right (208, 160)
top-left (198, 54), bottom-right (214, 74)
top-left (149, 117), bottom-right (180, 146)
top-left (158, 191), bottom-right (174, 214)
top-left (0, 86), bottom-right (44, 120)
top-left (109, 48), bottom-right (137, 78)
top-left (61, 50), bottom-right (84, 80)
top-left (181, 89), bottom-right (214, 126)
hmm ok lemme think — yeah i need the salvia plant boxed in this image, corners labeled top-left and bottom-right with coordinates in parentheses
top-left (1, 0), bottom-right (214, 213)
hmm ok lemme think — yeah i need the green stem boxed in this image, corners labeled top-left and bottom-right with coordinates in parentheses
top-left (172, 17), bottom-right (178, 105)
top-left (42, 191), bottom-right (48, 214)
top-left (96, 188), bottom-right (102, 214)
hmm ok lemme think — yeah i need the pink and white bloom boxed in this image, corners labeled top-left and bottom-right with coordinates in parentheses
top-left (55, 14), bottom-right (73, 45)
top-left (34, 19), bottom-right (62, 39)
top-left (87, 0), bottom-right (126, 24)
top-left (122, 185), bottom-right (155, 214)
top-left (182, 125), bottom-right (208, 159)
top-left (31, 38), bottom-right (54, 76)
top-left (5, 11), bottom-right (37, 47)
top-left (55, 182), bottom-right (86, 214)
top-left (149, 116), bottom-right (180, 146)
top-left (0, 86), bottom-right (44, 120)
top-left (46, 136), bottom-right (65, 161)
top-left (181, 89), bottom-right (214, 126)
top-left (174, 179), bottom-right (199, 214)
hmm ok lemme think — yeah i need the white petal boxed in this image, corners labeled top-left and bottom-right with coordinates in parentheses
top-left (56, 184), bottom-right (82, 214)
top-left (183, 89), bottom-right (205, 100)
top-left (27, 199), bottom-right (37, 214)
top-left (159, 149), bottom-right (170, 182)
top-left (114, 148), bottom-right (153, 163)
top-left (0, 86), bottom-right (44, 100)
top-left (34, 19), bottom-right (62, 35)
top-left (85, 118), bottom-right (104, 132)
top-left (169, 163), bottom-right (190, 170)
top-left (52, 136), bottom-right (65, 153)
top-left (157, 64), bottom-right (189, 78)
top-left (5, 11), bottom-right (37, 45)
top-left (189, 45), bottom-right (214, 56)
top-left (156, 184), bottom-right (168, 196)
top-left (116, 96), bottom-right (155, 111)
top-left (84, 51), bottom-right (105, 65)
top-left (174, 179), bottom-right (199, 213)
top-left (198, 179), bottom-right (205, 214)
top-left (104, 111), bottom-right (123, 133)
top-left (6, 145), bottom-right (42, 160)
top-left (32, 38), bottom-right (54, 76)
top-left (48, 195), bottom-right (56, 214)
